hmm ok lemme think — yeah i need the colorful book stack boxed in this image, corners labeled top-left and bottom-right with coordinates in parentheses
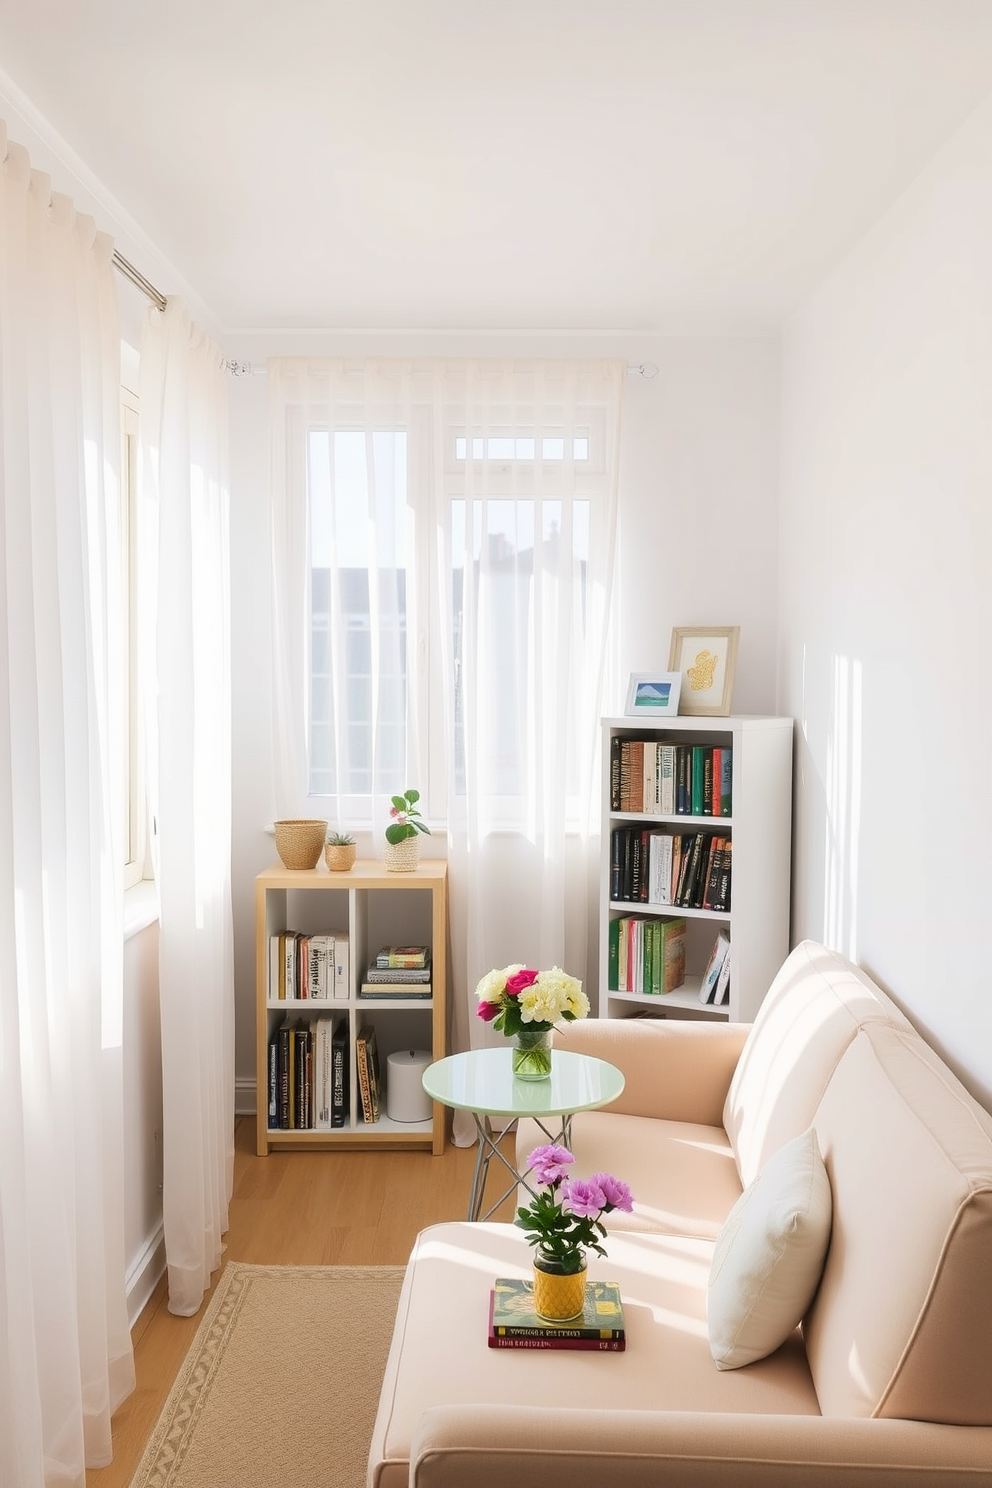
top-left (360, 944), bottom-right (432, 999)
top-left (487, 1277), bottom-right (626, 1351)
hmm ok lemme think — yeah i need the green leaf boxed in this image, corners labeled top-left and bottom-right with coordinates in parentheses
top-left (406, 788), bottom-right (420, 804)
top-left (390, 795), bottom-right (407, 811)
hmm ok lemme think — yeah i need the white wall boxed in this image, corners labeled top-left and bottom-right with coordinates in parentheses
top-left (780, 94), bottom-right (992, 1108)
top-left (226, 333), bottom-right (782, 1103)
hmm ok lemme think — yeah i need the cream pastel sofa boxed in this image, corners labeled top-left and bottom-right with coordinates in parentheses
top-left (368, 941), bottom-right (992, 1487)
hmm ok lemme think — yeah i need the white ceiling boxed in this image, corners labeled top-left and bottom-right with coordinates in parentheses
top-left (3, 0), bottom-right (992, 335)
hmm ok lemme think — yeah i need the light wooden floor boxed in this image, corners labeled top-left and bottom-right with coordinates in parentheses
top-left (86, 1115), bottom-right (518, 1488)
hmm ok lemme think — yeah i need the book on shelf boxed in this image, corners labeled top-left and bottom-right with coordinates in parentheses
top-left (355, 1023), bottom-right (381, 1122)
top-left (375, 945), bottom-right (429, 970)
top-left (698, 930), bottom-right (731, 1004)
top-left (267, 1032), bottom-right (279, 1127)
top-left (360, 984), bottom-right (432, 999)
top-left (311, 1015), bottom-right (334, 1129)
top-left (488, 1277), bottom-right (625, 1351)
top-left (713, 944), bottom-right (732, 1006)
top-left (647, 832), bottom-right (672, 905)
top-left (331, 1019), bottom-right (348, 1126)
top-left (710, 839), bottom-right (733, 912)
top-left (364, 959), bottom-right (430, 983)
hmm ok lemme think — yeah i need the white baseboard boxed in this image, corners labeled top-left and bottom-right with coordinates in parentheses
top-left (235, 1076), bottom-right (257, 1116)
top-left (125, 1222), bottom-right (166, 1327)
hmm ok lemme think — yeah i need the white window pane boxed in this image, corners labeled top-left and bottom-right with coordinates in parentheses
top-left (308, 428), bottom-right (409, 796)
top-left (542, 437), bottom-right (564, 459)
top-left (573, 436), bottom-right (589, 460)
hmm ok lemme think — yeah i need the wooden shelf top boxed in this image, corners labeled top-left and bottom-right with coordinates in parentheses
top-left (258, 858), bottom-right (448, 890)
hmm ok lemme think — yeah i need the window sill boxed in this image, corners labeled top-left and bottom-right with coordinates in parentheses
top-left (124, 879), bottom-right (159, 940)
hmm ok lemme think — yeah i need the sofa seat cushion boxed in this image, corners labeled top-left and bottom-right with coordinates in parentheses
top-left (368, 1221), bottom-right (820, 1488)
top-left (708, 1128), bottom-right (832, 1370)
top-left (806, 1023), bottom-right (992, 1424)
top-left (517, 1111), bottom-right (743, 1240)
top-left (724, 941), bottom-right (915, 1187)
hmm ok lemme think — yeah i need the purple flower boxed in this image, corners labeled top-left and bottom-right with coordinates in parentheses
top-left (527, 1144), bottom-right (574, 1187)
top-left (589, 1172), bottom-right (634, 1213)
top-left (559, 1177), bottom-right (606, 1219)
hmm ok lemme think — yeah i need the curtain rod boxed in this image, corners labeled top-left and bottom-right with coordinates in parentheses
top-left (112, 249), bottom-right (167, 313)
top-left (109, 254), bottom-right (659, 384)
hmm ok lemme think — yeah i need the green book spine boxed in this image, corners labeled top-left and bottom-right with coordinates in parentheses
top-left (691, 746), bottom-right (706, 815)
top-left (608, 917), bottom-right (620, 991)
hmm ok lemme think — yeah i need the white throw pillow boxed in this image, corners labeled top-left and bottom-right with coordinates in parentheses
top-left (707, 1126), bottom-right (832, 1370)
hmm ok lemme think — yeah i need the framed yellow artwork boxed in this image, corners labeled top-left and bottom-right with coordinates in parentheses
top-left (668, 626), bottom-right (740, 716)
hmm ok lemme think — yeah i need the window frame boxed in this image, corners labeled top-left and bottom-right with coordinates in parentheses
top-left (121, 385), bottom-right (147, 888)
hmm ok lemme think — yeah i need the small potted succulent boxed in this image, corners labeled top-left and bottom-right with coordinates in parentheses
top-left (384, 789), bottom-right (431, 872)
top-left (324, 830), bottom-right (357, 873)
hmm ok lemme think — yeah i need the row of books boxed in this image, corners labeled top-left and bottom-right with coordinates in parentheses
top-left (699, 930), bottom-right (732, 1006)
top-left (267, 1015), bottom-right (348, 1130)
top-left (608, 915), bottom-right (686, 995)
top-left (611, 828), bottom-right (733, 911)
top-left (488, 1277), bottom-right (626, 1352)
top-left (268, 931), bottom-right (350, 1001)
top-left (611, 737), bottom-right (732, 817)
top-left (267, 1017), bottom-right (384, 1129)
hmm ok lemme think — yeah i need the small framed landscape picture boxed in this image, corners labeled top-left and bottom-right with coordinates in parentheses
top-left (624, 672), bottom-right (682, 717)
top-left (668, 626), bottom-right (740, 716)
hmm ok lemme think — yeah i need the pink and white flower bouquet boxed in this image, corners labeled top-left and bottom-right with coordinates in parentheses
top-left (475, 964), bottom-right (590, 1037)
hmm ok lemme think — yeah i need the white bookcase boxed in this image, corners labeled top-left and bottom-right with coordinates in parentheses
top-left (600, 715), bottom-right (793, 1023)
top-left (255, 859), bottom-right (447, 1155)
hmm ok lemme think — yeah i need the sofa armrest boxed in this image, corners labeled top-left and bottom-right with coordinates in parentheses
top-left (410, 1405), bottom-right (992, 1488)
top-left (555, 1017), bottom-right (748, 1126)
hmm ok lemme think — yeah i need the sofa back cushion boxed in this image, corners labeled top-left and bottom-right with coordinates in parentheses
top-left (805, 1023), bottom-right (992, 1424)
top-left (724, 941), bottom-right (912, 1187)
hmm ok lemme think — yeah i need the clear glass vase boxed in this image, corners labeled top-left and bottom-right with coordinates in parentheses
top-left (511, 1027), bottom-right (552, 1080)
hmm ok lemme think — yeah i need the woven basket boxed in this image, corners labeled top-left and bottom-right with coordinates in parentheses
top-left (273, 819), bottom-right (327, 870)
top-left (384, 835), bottom-right (420, 873)
top-left (324, 842), bottom-right (357, 872)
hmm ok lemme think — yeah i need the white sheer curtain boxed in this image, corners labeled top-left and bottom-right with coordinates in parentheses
top-left (0, 128), bottom-right (135, 1484)
top-left (139, 300), bottom-right (234, 1316)
top-left (268, 358), bottom-right (622, 1143)
top-left (436, 361), bottom-right (623, 1141)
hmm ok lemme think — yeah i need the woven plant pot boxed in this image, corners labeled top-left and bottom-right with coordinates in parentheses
top-left (273, 819), bottom-right (327, 870)
top-left (384, 835), bottom-right (420, 872)
top-left (324, 842), bottom-right (357, 872)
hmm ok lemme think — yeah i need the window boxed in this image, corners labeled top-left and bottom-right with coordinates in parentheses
top-left (307, 428), bottom-right (420, 799)
top-left (272, 359), bottom-right (622, 830)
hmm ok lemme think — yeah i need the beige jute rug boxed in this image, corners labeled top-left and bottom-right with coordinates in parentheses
top-left (129, 1262), bottom-right (405, 1488)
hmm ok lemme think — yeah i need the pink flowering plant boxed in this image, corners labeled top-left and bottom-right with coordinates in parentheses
top-left (475, 964), bottom-right (590, 1036)
top-left (515, 1143), bottom-right (633, 1274)
top-left (384, 788), bottom-right (431, 845)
